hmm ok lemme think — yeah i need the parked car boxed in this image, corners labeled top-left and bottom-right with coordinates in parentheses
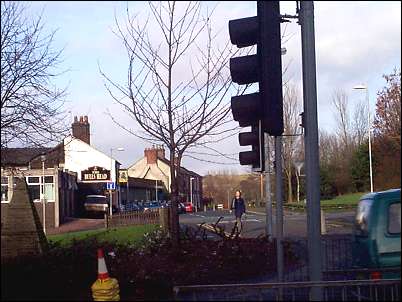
top-left (143, 201), bottom-right (162, 212)
top-left (184, 202), bottom-right (194, 213)
top-left (178, 202), bottom-right (186, 214)
top-left (352, 188), bottom-right (400, 279)
top-left (84, 195), bottom-right (108, 213)
top-left (123, 202), bottom-right (142, 212)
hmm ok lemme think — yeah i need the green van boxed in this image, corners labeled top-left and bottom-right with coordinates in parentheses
top-left (352, 188), bottom-right (401, 279)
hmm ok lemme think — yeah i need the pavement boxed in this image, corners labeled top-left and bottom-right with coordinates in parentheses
top-left (46, 217), bottom-right (105, 235)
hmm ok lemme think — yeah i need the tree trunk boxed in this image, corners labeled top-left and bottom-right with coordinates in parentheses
top-left (169, 149), bottom-right (179, 247)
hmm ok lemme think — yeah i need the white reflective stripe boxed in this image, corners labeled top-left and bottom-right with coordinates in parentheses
top-left (98, 257), bottom-right (108, 274)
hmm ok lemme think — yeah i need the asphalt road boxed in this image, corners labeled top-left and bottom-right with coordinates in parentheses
top-left (179, 209), bottom-right (356, 238)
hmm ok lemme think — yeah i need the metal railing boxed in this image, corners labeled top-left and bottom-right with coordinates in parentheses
top-left (174, 279), bottom-right (401, 301)
top-left (107, 209), bottom-right (159, 228)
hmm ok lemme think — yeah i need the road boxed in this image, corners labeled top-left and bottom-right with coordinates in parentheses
top-left (179, 208), bottom-right (355, 238)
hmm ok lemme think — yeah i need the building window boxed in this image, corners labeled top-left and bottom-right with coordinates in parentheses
top-left (26, 175), bottom-right (55, 202)
top-left (1, 176), bottom-right (8, 202)
top-left (44, 176), bottom-right (55, 200)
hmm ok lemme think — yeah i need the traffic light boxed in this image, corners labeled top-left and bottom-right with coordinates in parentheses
top-left (229, 1), bottom-right (283, 170)
top-left (239, 122), bottom-right (264, 170)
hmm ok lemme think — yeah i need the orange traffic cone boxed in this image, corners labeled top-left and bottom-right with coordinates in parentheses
top-left (97, 248), bottom-right (110, 280)
top-left (92, 248), bottom-right (120, 301)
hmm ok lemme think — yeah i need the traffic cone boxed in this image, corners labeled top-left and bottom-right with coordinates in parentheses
top-left (97, 248), bottom-right (110, 280)
top-left (92, 248), bottom-right (120, 301)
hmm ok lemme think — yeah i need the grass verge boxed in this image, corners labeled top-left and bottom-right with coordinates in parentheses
top-left (47, 224), bottom-right (159, 247)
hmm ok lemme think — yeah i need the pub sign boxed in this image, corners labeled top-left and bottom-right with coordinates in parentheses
top-left (81, 166), bottom-right (110, 181)
top-left (119, 170), bottom-right (128, 183)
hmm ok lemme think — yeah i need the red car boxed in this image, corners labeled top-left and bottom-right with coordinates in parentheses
top-left (184, 202), bottom-right (194, 213)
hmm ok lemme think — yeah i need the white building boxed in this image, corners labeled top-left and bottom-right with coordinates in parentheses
top-left (127, 145), bottom-right (203, 209)
top-left (63, 116), bottom-right (122, 213)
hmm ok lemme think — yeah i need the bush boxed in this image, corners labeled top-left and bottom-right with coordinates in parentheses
top-left (2, 232), bottom-right (300, 301)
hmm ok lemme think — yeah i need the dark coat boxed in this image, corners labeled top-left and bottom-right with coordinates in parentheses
top-left (231, 197), bottom-right (246, 217)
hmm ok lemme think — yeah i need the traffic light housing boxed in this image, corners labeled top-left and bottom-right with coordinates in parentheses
top-left (229, 1), bottom-right (283, 170)
top-left (238, 122), bottom-right (264, 170)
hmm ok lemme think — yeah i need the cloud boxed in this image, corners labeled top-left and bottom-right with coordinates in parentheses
top-left (19, 1), bottom-right (400, 174)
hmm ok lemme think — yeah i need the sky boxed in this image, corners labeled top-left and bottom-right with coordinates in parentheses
top-left (21, 1), bottom-right (401, 176)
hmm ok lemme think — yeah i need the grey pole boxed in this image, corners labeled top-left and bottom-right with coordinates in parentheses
top-left (366, 88), bottom-right (374, 192)
top-left (300, 1), bottom-right (323, 300)
top-left (265, 133), bottom-right (273, 238)
top-left (127, 177), bottom-right (129, 204)
top-left (275, 136), bottom-right (284, 286)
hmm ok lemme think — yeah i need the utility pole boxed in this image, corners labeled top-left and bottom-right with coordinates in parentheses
top-left (265, 133), bottom-right (273, 238)
top-left (275, 136), bottom-right (284, 286)
top-left (300, 1), bottom-right (323, 300)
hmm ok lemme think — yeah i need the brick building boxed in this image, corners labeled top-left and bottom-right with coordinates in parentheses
top-left (1, 146), bottom-right (77, 229)
top-left (1, 115), bottom-right (123, 228)
top-left (127, 145), bottom-right (203, 209)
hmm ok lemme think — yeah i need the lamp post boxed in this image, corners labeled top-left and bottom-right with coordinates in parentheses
top-left (294, 161), bottom-right (304, 203)
top-left (110, 147), bottom-right (124, 216)
top-left (353, 84), bottom-right (373, 192)
top-left (155, 179), bottom-right (158, 202)
top-left (40, 154), bottom-right (46, 234)
top-left (190, 177), bottom-right (194, 211)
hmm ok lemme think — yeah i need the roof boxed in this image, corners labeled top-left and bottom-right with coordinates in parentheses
top-left (1, 142), bottom-right (66, 169)
top-left (1, 147), bottom-right (52, 167)
top-left (361, 188), bottom-right (401, 201)
top-left (128, 177), bottom-right (165, 190)
top-left (157, 157), bottom-right (201, 178)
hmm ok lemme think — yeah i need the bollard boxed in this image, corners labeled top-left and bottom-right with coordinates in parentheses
top-left (204, 204), bottom-right (207, 212)
top-left (91, 249), bottom-right (120, 301)
top-left (321, 209), bottom-right (326, 235)
top-left (104, 213), bottom-right (108, 229)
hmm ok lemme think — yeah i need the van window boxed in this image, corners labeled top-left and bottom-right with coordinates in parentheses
top-left (388, 203), bottom-right (401, 234)
top-left (355, 199), bottom-right (373, 236)
top-left (85, 196), bottom-right (107, 204)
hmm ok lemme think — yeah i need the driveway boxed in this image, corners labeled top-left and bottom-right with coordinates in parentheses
top-left (46, 217), bottom-right (105, 235)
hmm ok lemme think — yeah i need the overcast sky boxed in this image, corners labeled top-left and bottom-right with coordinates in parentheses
top-left (23, 1), bottom-right (401, 175)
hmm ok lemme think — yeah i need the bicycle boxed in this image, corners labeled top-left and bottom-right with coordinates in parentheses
top-left (230, 214), bottom-right (244, 238)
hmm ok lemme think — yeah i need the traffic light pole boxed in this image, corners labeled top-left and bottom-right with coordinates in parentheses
top-left (264, 133), bottom-right (272, 238)
top-left (300, 1), bottom-right (323, 300)
top-left (274, 136), bottom-right (284, 288)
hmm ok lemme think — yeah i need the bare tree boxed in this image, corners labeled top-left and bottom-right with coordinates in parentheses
top-left (100, 1), bottom-right (246, 244)
top-left (352, 99), bottom-right (368, 147)
top-left (331, 89), bottom-right (352, 151)
top-left (1, 1), bottom-right (69, 148)
top-left (282, 83), bottom-right (302, 203)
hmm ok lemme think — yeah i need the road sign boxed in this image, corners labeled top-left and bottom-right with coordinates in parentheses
top-left (106, 182), bottom-right (115, 190)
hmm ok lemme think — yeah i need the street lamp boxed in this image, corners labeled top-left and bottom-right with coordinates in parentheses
top-left (353, 84), bottom-right (373, 192)
top-left (110, 147), bottom-right (124, 216)
top-left (293, 161), bottom-right (304, 203)
top-left (40, 154), bottom-right (46, 234)
top-left (155, 179), bottom-right (158, 202)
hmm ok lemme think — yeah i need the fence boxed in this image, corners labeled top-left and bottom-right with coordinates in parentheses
top-left (106, 208), bottom-right (163, 228)
top-left (173, 279), bottom-right (401, 301)
top-left (172, 232), bottom-right (400, 300)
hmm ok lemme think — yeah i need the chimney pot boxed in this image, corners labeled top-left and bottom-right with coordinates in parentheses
top-left (72, 114), bottom-right (90, 144)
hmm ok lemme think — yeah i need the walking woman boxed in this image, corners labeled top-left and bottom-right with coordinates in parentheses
top-left (230, 190), bottom-right (246, 232)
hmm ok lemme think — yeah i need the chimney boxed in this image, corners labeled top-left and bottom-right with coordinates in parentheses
top-left (144, 145), bottom-right (166, 164)
top-left (72, 115), bottom-right (90, 145)
top-left (156, 145), bottom-right (165, 159)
